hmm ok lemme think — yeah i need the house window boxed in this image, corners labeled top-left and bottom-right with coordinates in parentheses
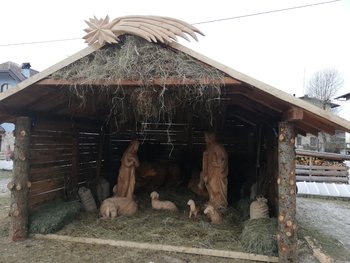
top-left (297, 136), bottom-right (302, 146)
top-left (310, 137), bottom-right (318, 147)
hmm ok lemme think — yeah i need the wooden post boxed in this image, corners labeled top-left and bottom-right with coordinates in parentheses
top-left (9, 116), bottom-right (31, 241)
top-left (277, 122), bottom-right (298, 262)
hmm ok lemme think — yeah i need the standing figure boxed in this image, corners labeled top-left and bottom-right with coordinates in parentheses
top-left (115, 139), bottom-right (140, 199)
top-left (201, 132), bottom-right (228, 209)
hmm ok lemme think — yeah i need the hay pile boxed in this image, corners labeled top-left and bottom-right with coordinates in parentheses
top-left (240, 218), bottom-right (278, 256)
top-left (58, 187), bottom-right (244, 251)
top-left (51, 35), bottom-right (226, 129)
top-left (29, 200), bottom-right (81, 234)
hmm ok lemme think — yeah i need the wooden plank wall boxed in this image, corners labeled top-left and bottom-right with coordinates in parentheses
top-left (27, 115), bottom-right (258, 211)
top-left (108, 118), bottom-right (255, 183)
top-left (28, 119), bottom-right (104, 211)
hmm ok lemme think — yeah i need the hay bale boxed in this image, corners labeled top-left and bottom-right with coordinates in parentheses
top-left (29, 200), bottom-right (81, 234)
top-left (240, 218), bottom-right (277, 256)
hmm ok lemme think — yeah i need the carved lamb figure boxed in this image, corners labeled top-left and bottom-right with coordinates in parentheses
top-left (150, 191), bottom-right (178, 211)
top-left (187, 199), bottom-right (199, 219)
top-left (99, 197), bottom-right (138, 219)
top-left (99, 198), bottom-right (118, 219)
top-left (204, 204), bottom-right (223, 224)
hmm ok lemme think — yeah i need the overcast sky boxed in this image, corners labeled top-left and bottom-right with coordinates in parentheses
top-left (1, 0), bottom-right (349, 98)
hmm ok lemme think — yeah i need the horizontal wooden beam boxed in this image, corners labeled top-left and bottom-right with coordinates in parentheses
top-left (35, 77), bottom-right (241, 87)
top-left (295, 122), bottom-right (319, 136)
top-left (224, 89), bottom-right (283, 113)
top-left (296, 149), bottom-right (350, 161)
top-left (296, 169), bottom-right (348, 177)
top-left (283, 108), bottom-right (304, 121)
top-left (33, 234), bottom-right (279, 262)
top-left (296, 175), bottom-right (348, 183)
top-left (296, 164), bottom-right (348, 171)
top-left (225, 94), bottom-right (280, 117)
top-left (227, 112), bottom-right (257, 126)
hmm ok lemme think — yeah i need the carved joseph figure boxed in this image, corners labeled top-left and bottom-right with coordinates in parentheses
top-left (201, 132), bottom-right (228, 209)
top-left (115, 139), bottom-right (140, 199)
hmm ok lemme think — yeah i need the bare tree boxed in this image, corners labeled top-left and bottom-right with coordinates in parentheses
top-left (306, 68), bottom-right (344, 109)
top-left (306, 68), bottom-right (344, 153)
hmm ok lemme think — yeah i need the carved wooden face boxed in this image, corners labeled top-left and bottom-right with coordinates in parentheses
top-left (187, 200), bottom-right (194, 206)
top-left (129, 140), bottom-right (140, 152)
top-left (204, 132), bottom-right (215, 144)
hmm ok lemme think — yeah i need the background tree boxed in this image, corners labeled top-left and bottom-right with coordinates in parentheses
top-left (305, 68), bottom-right (344, 153)
top-left (306, 68), bottom-right (344, 109)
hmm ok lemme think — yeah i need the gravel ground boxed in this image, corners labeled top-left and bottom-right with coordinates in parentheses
top-left (297, 197), bottom-right (350, 249)
top-left (0, 178), bottom-right (10, 194)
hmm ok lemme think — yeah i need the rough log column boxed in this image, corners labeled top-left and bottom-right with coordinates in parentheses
top-left (277, 122), bottom-right (298, 262)
top-left (8, 116), bottom-right (31, 241)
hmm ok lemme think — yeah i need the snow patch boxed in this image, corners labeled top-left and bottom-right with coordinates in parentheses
top-left (0, 160), bottom-right (13, 170)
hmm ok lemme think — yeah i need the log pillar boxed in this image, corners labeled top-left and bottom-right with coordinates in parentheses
top-left (9, 116), bottom-right (31, 241)
top-left (277, 122), bottom-right (298, 262)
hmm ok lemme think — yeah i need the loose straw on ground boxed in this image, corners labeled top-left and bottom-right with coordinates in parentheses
top-left (33, 234), bottom-right (278, 262)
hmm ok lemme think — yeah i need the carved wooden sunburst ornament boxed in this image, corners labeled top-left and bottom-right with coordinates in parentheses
top-left (83, 15), bottom-right (204, 46)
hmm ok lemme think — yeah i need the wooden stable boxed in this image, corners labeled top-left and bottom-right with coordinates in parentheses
top-left (1, 15), bottom-right (350, 263)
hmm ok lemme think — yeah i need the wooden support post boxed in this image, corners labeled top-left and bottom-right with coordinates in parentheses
top-left (277, 122), bottom-right (298, 262)
top-left (9, 116), bottom-right (31, 241)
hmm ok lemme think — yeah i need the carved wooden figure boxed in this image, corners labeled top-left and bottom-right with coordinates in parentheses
top-left (187, 199), bottom-right (199, 219)
top-left (150, 191), bottom-right (178, 211)
top-left (115, 139), bottom-right (140, 199)
top-left (201, 132), bottom-right (228, 209)
top-left (83, 15), bottom-right (204, 46)
top-left (204, 204), bottom-right (223, 224)
top-left (99, 197), bottom-right (138, 219)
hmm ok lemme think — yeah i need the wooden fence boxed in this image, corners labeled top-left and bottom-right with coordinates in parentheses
top-left (295, 149), bottom-right (350, 184)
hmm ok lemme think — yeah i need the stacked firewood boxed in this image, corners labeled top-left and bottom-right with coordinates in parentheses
top-left (296, 156), bottom-right (347, 167)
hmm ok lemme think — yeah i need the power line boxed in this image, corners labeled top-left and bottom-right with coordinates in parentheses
top-left (0, 37), bottom-right (82, 47)
top-left (192, 0), bottom-right (340, 25)
top-left (0, 0), bottom-right (340, 47)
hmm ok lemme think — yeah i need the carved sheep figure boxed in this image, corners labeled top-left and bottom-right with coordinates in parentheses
top-left (204, 204), bottom-right (223, 224)
top-left (187, 199), bottom-right (199, 219)
top-left (150, 191), bottom-right (178, 211)
top-left (99, 197), bottom-right (138, 219)
top-left (99, 198), bottom-right (118, 219)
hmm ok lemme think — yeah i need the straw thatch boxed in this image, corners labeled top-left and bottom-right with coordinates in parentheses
top-left (51, 35), bottom-right (226, 130)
